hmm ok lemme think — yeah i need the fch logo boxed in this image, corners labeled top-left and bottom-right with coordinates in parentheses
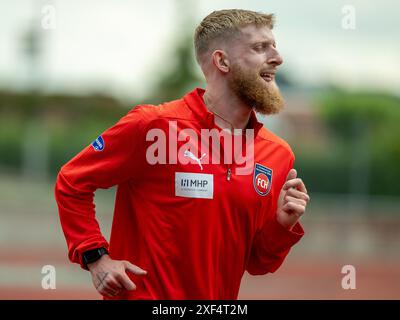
top-left (92, 135), bottom-right (105, 151)
top-left (253, 163), bottom-right (273, 196)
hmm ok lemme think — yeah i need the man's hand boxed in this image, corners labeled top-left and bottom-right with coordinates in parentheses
top-left (87, 254), bottom-right (147, 298)
top-left (276, 168), bottom-right (310, 230)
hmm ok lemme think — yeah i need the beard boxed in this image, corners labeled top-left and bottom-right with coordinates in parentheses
top-left (227, 63), bottom-right (285, 115)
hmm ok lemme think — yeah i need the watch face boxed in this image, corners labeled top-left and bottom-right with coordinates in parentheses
top-left (83, 248), bottom-right (107, 264)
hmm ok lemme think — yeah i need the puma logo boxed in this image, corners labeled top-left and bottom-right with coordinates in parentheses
top-left (183, 150), bottom-right (206, 170)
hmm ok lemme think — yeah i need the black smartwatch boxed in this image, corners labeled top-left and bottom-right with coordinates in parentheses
top-left (82, 247), bottom-right (108, 268)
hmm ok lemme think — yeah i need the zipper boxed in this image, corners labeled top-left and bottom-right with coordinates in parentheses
top-left (226, 167), bottom-right (231, 181)
top-left (211, 122), bottom-right (234, 182)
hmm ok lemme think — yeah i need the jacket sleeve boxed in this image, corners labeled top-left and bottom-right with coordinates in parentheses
top-left (54, 107), bottom-right (148, 269)
top-left (246, 154), bottom-right (305, 275)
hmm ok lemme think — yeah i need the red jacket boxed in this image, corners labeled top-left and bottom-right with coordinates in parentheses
top-left (54, 88), bottom-right (304, 299)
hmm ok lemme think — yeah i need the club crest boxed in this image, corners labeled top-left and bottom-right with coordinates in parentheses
top-left (253, 163), bottom-right (273, 196)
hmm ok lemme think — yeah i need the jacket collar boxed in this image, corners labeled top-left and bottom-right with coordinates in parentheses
top-left (183, 87), bottom-right (264, 134)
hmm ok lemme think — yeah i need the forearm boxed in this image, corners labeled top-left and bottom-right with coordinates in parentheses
top-left (55, 171), bottom-right (109, 268)
top-left (247, 215), bottom-right (304, 275)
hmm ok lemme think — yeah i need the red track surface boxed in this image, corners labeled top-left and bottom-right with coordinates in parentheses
top-left (1, 251), bottom-right (399, 300)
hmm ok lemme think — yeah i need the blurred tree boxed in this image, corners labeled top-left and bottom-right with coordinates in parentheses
top-left (317, 90), bottom-right (400, 196)
top-left (142, 0), bottom-right (204, 104)
top-left (144, 33), bottom-right (204, 104)
top-left (0, 90), bottom-right (124, 177)
top-left (20, 16), bottom-right (50, 180)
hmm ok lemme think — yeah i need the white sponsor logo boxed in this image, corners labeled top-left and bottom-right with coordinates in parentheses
top-left (175, 172), bottom-right (213, 199)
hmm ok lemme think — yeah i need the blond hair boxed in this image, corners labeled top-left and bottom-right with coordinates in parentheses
top-left (194, 9), bottom-right (275, 64)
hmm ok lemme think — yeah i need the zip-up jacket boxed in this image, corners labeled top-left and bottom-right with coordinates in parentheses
top-left (54, 88), bottom-right (304, 299)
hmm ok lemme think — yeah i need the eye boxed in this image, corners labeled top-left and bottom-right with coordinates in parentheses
top-left (253, 44), bottom-right (266, 51)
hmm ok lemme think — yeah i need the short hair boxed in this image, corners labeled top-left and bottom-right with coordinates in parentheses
top-left (194, 9), bottom-right (275, 65)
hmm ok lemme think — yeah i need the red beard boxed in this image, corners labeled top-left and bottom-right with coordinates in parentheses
top-left (227, 63), bottom-right (285, 115)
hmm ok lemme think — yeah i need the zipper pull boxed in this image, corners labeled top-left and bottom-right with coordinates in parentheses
top-left (226, 168), bottom-right (231, 181)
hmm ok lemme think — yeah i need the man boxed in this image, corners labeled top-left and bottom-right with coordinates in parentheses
top-left (55, 9), bottom-right (310, 299)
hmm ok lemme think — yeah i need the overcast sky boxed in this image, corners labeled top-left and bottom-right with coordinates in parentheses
top-left (1, 0), bottom-right (399, 100)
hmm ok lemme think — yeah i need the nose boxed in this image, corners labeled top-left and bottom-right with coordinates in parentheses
top-left (267, 48), bottom-right (283, 67)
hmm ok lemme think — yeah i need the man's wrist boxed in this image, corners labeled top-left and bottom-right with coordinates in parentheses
top-left (82, 247), bottom-right (108, 269)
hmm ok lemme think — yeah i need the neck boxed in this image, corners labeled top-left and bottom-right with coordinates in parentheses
top-left (203, 85), bottom-right (252, 131)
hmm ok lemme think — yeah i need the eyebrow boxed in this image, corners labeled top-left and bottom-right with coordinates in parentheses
top-left (251, 40), bottom-right (276, 47)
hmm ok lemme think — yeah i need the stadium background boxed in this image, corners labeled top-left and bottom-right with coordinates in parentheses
top-left (1, 0), bottom-right (399, 299)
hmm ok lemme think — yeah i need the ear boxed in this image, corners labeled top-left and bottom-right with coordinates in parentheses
top-left (211, 50), bottom-right (230, 74)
